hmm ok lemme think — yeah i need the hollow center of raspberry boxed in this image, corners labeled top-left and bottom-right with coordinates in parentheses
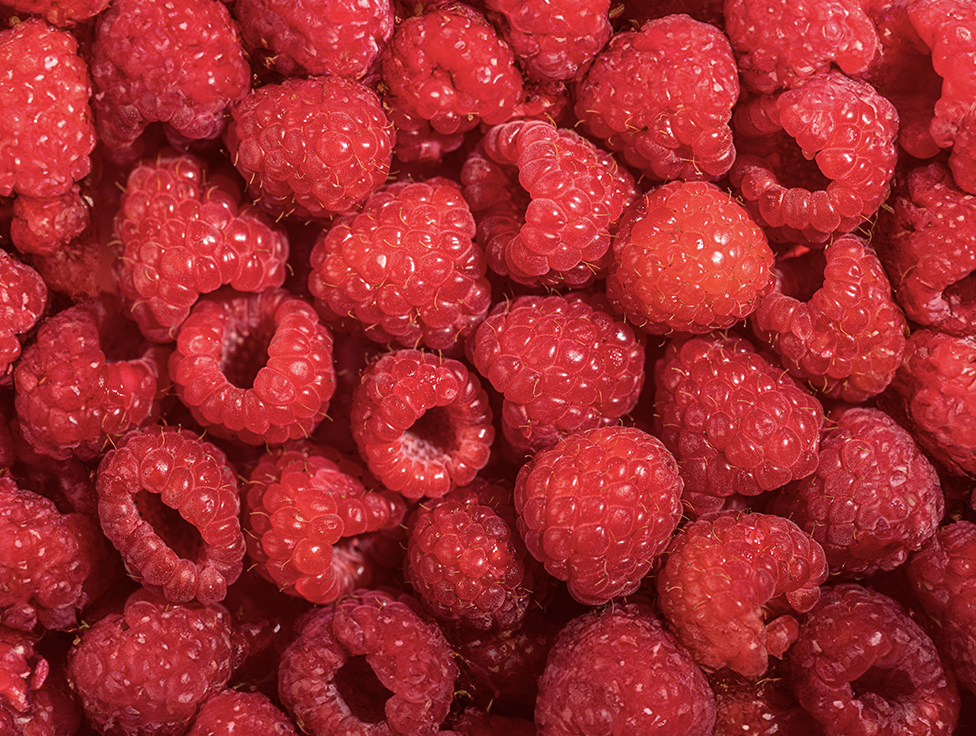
top-left (766, 133), bottom-right (832, 192)
top-left (776, 247), bottom-right (826, 301)
top-left (334, 655), bottom-right (393, 724)
top-left (221, 320), bottom-right (275, 389)
top-left (851, 665), bottom-right (915, 703)
top-left (402, 407), bottom-right (455, 461)
top-left (134, 490), bottom-right (203, 561)
top-left (99, 312), bottom-right (149, 363)
top-left (943, 269), bottom-right (976, 320)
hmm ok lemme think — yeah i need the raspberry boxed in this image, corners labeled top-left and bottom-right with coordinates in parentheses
top-left (469, 293), bottom-right (645, 454)
top-left (113, 151), bottom-right (289, 342)
top-left (654, 333), bottom-right (825, 515)
top-left (574, 14), bottom-right (739, 182)
top-left (605, 180), bottom-right (775, 335)
top-left (710, 667), bottom-right (822, 736)
top-left (168, 289), bottom-right (336, 446)
top-left (226, 76), bottom-right (393, 220)
top-left (0, 250), bottom-right (47, 386)
top-left (278, 589), bottom-right (458, 736)
top-left (234, 0), bottom-right (394, 80)
top-left (10, 185), bottom-right (89, 256)
top-left (66, 593), bottom-right (241, 736)
top-left (786, 584), bottom-right (960, 736)
top-left (460, 119), bottom-right (638, 288)
top-left (658, 510), bottom-right (827, 678)
top-left (379, 4), bottom-right (524, 136)
top-left (1, 635), bottom-right (83, 735)
top-left (535, 603), bottom-right (717, 736)
top-left (308, 176), bottom-right (491, 353)
top-left (2, 0), bottom-right (109, 26)
top-left (29, 230), bottom-right (111, 303)
top-left (0, 19), bottom-right (95, 198)
top-left (350, 349), bottom-right (493, 499)
top-left (751, 235), bottom-right (908, 403)
top-left (90, 0), bottom-right (250, 161)
top-left (514, 426), bottom-right (683, 606)
top-left (187, 689), bottom-right (299, 736)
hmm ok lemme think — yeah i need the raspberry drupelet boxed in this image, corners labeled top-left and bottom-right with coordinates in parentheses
top-left (0, 250), bottom-right (47, 386)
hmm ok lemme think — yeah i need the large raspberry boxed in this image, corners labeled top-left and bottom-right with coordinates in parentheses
top-left (0, 250), bottom-right (47, 385)
top-left (187, 689), bottom-right (299, 736)
top-left (574, 13), bottom-right (739, 182)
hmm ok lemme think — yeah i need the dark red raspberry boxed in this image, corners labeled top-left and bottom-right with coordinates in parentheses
top-left (786, 584), bottom-right (960, 736)
top-left (234, 0), bottom-right (394, 80)
top-left (10, 184), bottom-right (89, 256)
top-left (469, 293), bottom-right (645, 454)
top-left (278, 589), bottom-right (458, 736)
top-left (309, 176), bottom-right (491, 353)
top-left (654, 333), bottom-right (825, 515)
top-left (710, 667), bottom-right (823, 736)
top-left (351, 349), bottom-right (493, 499)
top-left (514, 426), bottom-right (683, 606)
top-left (574, 14), bottom-right (739, 182)
top-left (66, 593), bottom-right (242, 736)
top-left (751, 235), bottom-right (908, 403)
top-left (2, 0), bottom-right (109, 26)
top-left (535, 603), bottom-right (717, 736)
top-left (724, 0), bottom-right (879, 93)
top-left (0, 19), bottom-right (95, 198)
top-left (226, 76), bottom-right (393, 220)
top-left (606, 180), bottom-right (774, 335)
top-left (168, 290), bottom-right (336, 446)
top-left (658, 510), bottom-right (827, 678)
top-left (460, 119), bottom-right (638, 288)
top-left (448, 709), bottom-right (536, 736)
top-left (0, 250), bottom-right (47, 385)
top-left (187, 689), bottom-right (299, 736)
top-left (113, 151), bottom-right (289, 342)
top-left (29, 230), bottom-right (111, 304)
top-left (90, 0), bottom-right (250, 161)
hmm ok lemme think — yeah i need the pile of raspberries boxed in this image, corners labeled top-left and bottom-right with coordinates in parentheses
top-left (5, 0), bottom-right (976, 734)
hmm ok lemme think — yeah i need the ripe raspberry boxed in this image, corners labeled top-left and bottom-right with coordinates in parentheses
top-left (514, 426), bottom-right (683, 606)
top-left (10, 185), bottom-right (89, 256)
top-left (0, 19), bottom-right (95, 198)
top-left (14, 298), bottom-right (167, 461)
top-left (379, 4), bottom-right (524, 136)
top-left (30, 230), bottom-right (111, 304)
top-left (469, 293), bottom-right (645, 454)
top-left (535, 603), bottom-right (717, 736)
top-left (2, 0), bottom-right (109, 26)
top-left (351, 349), bottom-right (493, 499)
top-left (730, 72), bottom-right (899, 243)
top-left (187, 689), bottom-right (299, 736)
top-left (654, 333), bottom-right (825, 515)
top-left (460, 119), bottom-right (638, 288)
top-left (90, 0), bottom-right (250, 160)
top-left (751, 235), bottom-right (908, 403)
top-left (606, 180), bottom-right (774, 335)
top-left (309, 176), bottom-right (491, 353)
top-left (226, 76), bottom-right (393, 220)
top-left (278, 589), bottom-right (458, 736)
top-left (658, 510), bottom-right (827, 678)
top-left (234, 0), bottom-right (394, 80)
top-left (710, 667), bottom-right (822, 736)
top-left (786, 584), bottom-right (960, 736)
top-left (66, 593), bottom-right (241, 736)
top-left (574, 14), bottom-right (739, 182)
top-left (0, 250), bottom-right (47, 385)
top-left (168, 290), bottom-right (336, 446)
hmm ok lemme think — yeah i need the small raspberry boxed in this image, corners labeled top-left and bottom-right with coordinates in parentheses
top-left (535, 603), bottom-right (717, 736)
top-left (351, 349), bottom-right (493, 499)
top-left (786, 584), bottom-right (960, 736)
top-left (187, 689), bottom-right (299, 736)
top-left (0, 19), bottom-right (95, 198)
top-left (574, 14), bottom-right (739, 182)
top-left (606, 180), bottom-right (774, 335)
top-left (469, 293), bottom-right (645, 454)
top-left (10, 184), bottom-right (89, 256)
top-left (460, 118), bottom-right (638, 288)
top-left (2, 0), bottom-right (109, 26)
top-left (278, 589), bottom-right (458, 736)
top-left (0, 250), bottom-right (47, 386)
top-left (168, 290), bottom-right (336, 446)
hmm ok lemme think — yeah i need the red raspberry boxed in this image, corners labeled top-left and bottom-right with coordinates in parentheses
top-left (574, 14), bottom-right (739, 182)
top-left (14, 298), bottom-right (167, 461)
top-left (226, 76), bottom-right (393, 220)
top-left (751, 235), bottom-right (908, 403)
top-left (514, 426), bottom-right (683, 606)
top-left (168, 290), bottom-right (336, 446)
top-left (786, 584), bottom-right (960, 736)
top-left (379, 4), bottom-right (524, 136)
top-left (2, 0), bottom-right (109, 26)
top-left (724, 0), bottom-right (879, 94)
top-left (606, 180), bottom-right (774, 335)
top-left (10, 185), bottom-right (89, 256)
top-left (278, 589), bottom-right (458, 736)
top-left (187, 689), bottom-right (299, 736)
top-left (469, 293), bottom-right (645, 454)
top-left (351, 349), bottom-right (493, 499)
top-left (29, 230), bottom-right (111, 304)
top-left (0, 19), bottom-right (95, 198)
top-left (66, 593), bottom-right (242, 736)
top-left (0, 250), bottom-right (47, 385)
top-left (113, 151), bottom-right (290, 342)
top-left (535, 603), bottom-right (717, 736)
top-left (460, 119), bottom-right (638, 288)
top-left (654, 333), bottom-right (825, 515)
top-left (90, 0), bottom-right (250, 161)
top-left (308, 176), bottom-right (491, 353)
top-left (234, 0), bottom-right (394, 80)
top-left (710, 667), bottom-right (822, 736)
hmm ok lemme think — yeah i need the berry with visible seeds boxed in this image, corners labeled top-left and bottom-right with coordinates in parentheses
top-left (187, 689), bottom-right (299, 736)
top-left (0, 250), bottom-right (47, 386)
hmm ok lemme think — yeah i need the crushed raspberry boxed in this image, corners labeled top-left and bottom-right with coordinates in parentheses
top-left (10, 184), bottom-right (89, 256)
top-left (0, 250), bottom-right (47, 385)
top-left (187, 689), bottom-right (299, 736)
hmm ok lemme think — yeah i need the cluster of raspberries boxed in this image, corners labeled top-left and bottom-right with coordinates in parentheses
top-left (4, 0), bottom-right (976, 735)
